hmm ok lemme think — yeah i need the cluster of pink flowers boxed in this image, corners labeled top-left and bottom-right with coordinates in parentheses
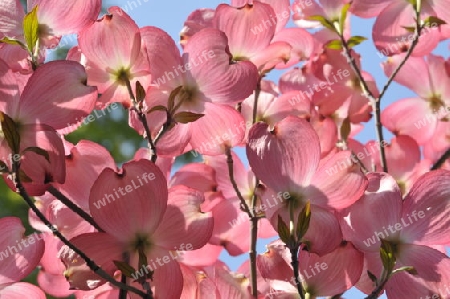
top-left (0, 0), bottom-right (450, 298)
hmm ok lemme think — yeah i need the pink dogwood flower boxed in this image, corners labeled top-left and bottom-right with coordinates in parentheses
top-left (27, 0), bottom-right (101, 42)
top-left (180, 261), bottom-right (251, 299)
top-left (241, 80), bottom-right (312, 139)
top-left (0, 217), bottom-right (46, 298)
top-left (77, 6), bottom-right (151, 108)
top-left (341, 171), bottom-right (450, 298)
top-left (168, 162), bottom-right (224, 265)
top-left (0, 0), bottom-right (101, 72)
top-left (381, 54), bottom-right (450, 145)
top-left (0, 58), bottom-right (97, 195)
top-left (310, 48), bottom-right (377, 123)
top-left (59, 160), bottom-right (214, 298)
top-left (278, 67), bottom-right (342, 156)
top-left (136, 26), bottom-right (257, 156)
top-left (181, 0), bottom-right (315, 71)
top-left (34, 233), bottom-right (74, 298)
top-left (351, 0), bottom-right (449, 56)
top-left (257, 239), bottom-right (363, 297)
top-left (27, 140), bottom-right (117, 297)
top-left (360, 136), bottom-right (430, 194)
top-left (247, 116), bottom-right (367, 255)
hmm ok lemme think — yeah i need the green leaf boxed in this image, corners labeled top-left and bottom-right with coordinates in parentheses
top-left (307, 15), bottom-right (336, 32)
top-left (135, 81), bottom-right (146, 103)
top-left (423, 16), bottom-right (446, 28)
top-left (173, 112), bottom-right (204, 124)
top-left (347, 36), bottom-right (368, 48)
top-left (326, 39), bottom-right (343, 50)
top-left (339, 3), bottom-right (351, 35)
top-left (367, 270), bottom-right (378, 285)
top-left (0, 37), bottom-right (25, 47)
top-left (379, 239), bottom-right (396, 274)
top-left (22, 147), bottom-right (49, 162)
top-left (404, 266), bottom-right (418, 275)
top-left (113, 260), bottom-right (137, 278)
top-left (277, 215), bottom-right (290, 245)
top-left (296, 201), bottom-right (311, 241)
top-left (0, 112), bottom-right (20, 154)
top-left (401, 26), bottom-right (416, 33)
top-left (23, 5), bottom-right (39, 54)
top-left (393, 266), bottom-right (417, 275)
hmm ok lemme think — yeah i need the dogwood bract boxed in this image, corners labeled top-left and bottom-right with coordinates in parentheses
top-left (0, 0), bottom-right (449, 298)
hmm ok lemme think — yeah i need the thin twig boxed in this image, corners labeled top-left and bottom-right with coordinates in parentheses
top-left (119, 269), bottom-right (128, 299)
top-left (249, 176), bottom-right (259, 298)
top-left (374, 12), bottom-right (422, 173)
top-left (290, 246), bottom-right (304, 299)
top-left (339, 140), bottom-right (369, 174)
top-left (338, 8), bottom-right (423, 173)
top-left (125, 79), bottom-right (158, 163)
top-left (119, 252), bottom-right (130, 299)
top-left (142, 280), bottom-right (153, 298)
top-left (225, 148), bottom-right (252, 216)
top-left (139, 112), bottom-right (158, 163)
top-left (226, 147), bottom-right (261, 297)
top-left (351, 150), bottom-right (369, 174)
top-left (249, 79), bottom-right (263, 298)
top-left (364, 275), bottom-right (390, 299)
top-left (337, 37), bottom-right (377, 103)
top-left (377, 29), bottom-right (423, 100)
top-left (153, 122), bottom-right (171, 147)
top-left (249, 215), bottom-right (258, 297)
top-left (431, 148), bottom-right (450, 170)
top-left (47, 185), bottom-right (104, 232)
top-left (337, 35), bottom-right (387, 172)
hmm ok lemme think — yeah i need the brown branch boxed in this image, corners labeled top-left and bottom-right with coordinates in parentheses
top-left (431, 148), bottom-right (450, 170)
top-left (338, 8), bottom-right (423, 173)
top-left (47, 185), bottom-right (104, 232)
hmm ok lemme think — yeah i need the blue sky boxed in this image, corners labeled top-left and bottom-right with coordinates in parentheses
top-left (101, 1), bottom-right (449, 297)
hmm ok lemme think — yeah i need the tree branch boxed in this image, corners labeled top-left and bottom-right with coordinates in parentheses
top-left (47, 185), bottom-right (104, 232)
top-left (431, 148), bottom-right (450, 170)
top-left (338, 8), bottom-right (423, 173)
top-left (125, 79), bottom-right (158, 163)
top-left (225, 148), bottom-right (252, 216)
top-left (290, 245), bottom-right (304, 299)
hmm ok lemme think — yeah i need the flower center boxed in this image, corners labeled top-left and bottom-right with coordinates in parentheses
top-left (114, 68), bottom-right (132, 86)
top-left (130, 233), bottom-right (152, 253)
top-left (428, 95), bottom-right (445, 113)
